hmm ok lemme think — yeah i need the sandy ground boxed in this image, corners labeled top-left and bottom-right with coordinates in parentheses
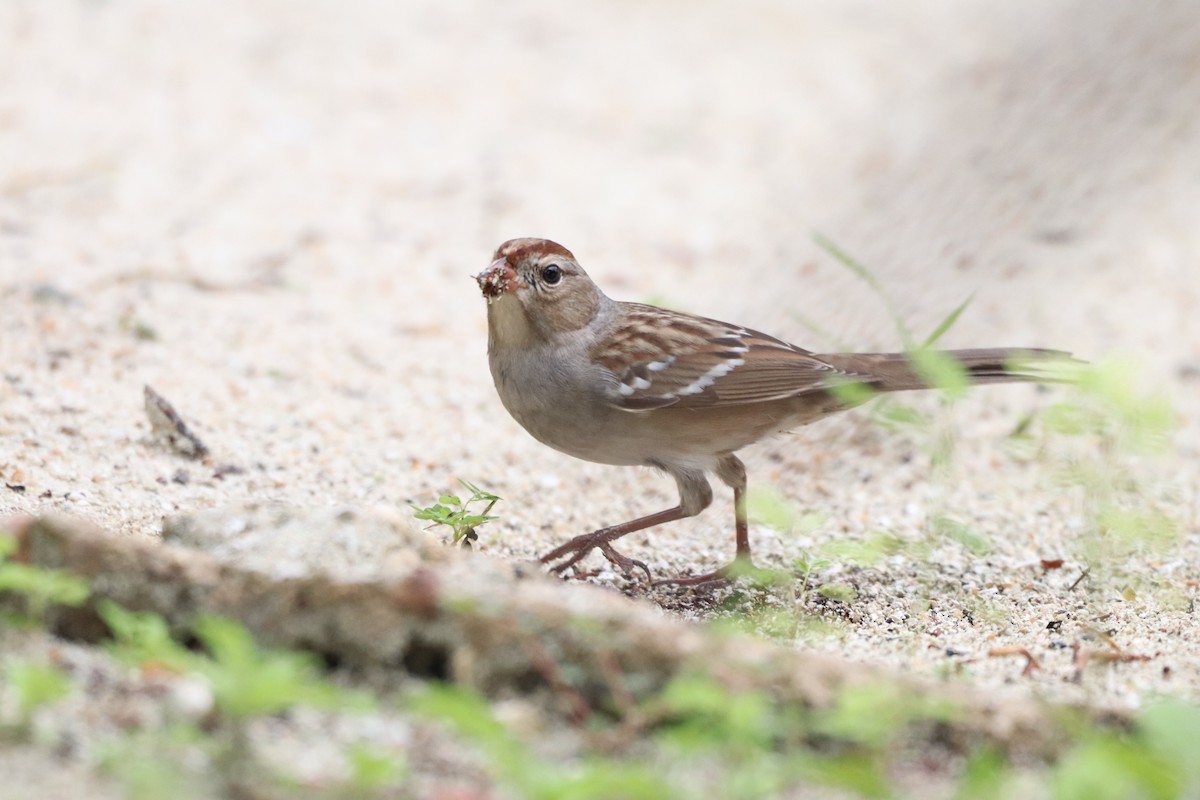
top-left (2, 0), bottom-right (1199, 743)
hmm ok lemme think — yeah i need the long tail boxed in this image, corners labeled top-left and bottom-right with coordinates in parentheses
top-left (818, 348), bottom-right (1073, 393)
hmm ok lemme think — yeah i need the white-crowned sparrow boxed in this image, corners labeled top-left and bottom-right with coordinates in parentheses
top-left (476, 237), bottom-right (1066, 585)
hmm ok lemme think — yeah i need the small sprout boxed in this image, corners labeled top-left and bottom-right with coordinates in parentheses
top-left (792, 554), bottom-right (832, 609)
top-left (793, 555), bottom-right (833, 577)
top-left (412, 479), bottom-right (501, 547)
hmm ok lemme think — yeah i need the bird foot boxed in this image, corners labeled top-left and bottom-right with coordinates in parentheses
top-left (652, 556), bottom-right (758, 590)
top-left (539, 532), bottom-right (652, 581)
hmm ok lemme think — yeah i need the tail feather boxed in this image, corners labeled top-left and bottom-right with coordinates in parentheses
top-left (819, 348), bottom-right (1073, 393)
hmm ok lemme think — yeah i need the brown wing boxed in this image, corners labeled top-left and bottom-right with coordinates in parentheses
top-left (590, 303), bottom-right (859, 411)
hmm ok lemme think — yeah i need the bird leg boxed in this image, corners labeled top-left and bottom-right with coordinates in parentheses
top-left (539, 506), bottom-right (689, 580)
top-left (654, 455), bottom-right (755, 588)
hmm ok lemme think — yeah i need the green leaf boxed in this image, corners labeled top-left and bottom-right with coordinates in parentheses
top-left (6, 660), bottom-right (71, 716)
top-left (0, 561), bottom-right (91, 611)
top-left (99, 600), bottom-right (193, 671)
top-left (921, 293), bottom-right (975, 349)
top-left (794, 557), bottom-right (832, 575)
top-left (461, 480), bottom-right (500, 504)
top-left (193, 615), bottom-right (354, 718)
top-left (456, 514), bottom-right (496, 528)
top-left (411, 504), bottom-right (451, 522)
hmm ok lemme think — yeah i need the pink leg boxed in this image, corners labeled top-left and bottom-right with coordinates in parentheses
top-left (539, 506), bottom-right (689, 581)
top-left (655, 455), bottom-right (755, 588)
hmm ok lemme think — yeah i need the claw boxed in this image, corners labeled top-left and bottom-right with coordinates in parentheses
top-left (539, 532), bottom-right (652, 581)
top-left (598, 542), bottom-right (652, 582)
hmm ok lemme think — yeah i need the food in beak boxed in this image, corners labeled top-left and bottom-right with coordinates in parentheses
top-left (475, 257), bottom-right (518, 299)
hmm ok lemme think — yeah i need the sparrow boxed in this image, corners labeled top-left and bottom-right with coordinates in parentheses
top-left (475, 237), bottom-right (1067, 585)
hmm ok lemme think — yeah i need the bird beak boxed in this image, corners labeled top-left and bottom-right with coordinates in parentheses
top-left (475, 257), bottom-right (521, 299)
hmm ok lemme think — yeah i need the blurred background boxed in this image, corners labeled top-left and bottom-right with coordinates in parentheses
top-left (3, 0), bottom-right (1198, 342)
top-left (1, 0), bottom-right (1198, 538)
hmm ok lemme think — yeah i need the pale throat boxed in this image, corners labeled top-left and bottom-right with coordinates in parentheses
top-left (486, 295), bottom-right (539, 349)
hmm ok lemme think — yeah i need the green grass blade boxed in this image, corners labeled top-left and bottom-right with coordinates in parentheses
top-left (813, 233), bottom-right (914, 347)
top-left (813, 233), bottom-right (884, 295)
top-left (920, 292), bottom-right (975, 349)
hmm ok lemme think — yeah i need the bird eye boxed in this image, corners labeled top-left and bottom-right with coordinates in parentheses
top-left (541, 264), bottom-right (563, 285)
